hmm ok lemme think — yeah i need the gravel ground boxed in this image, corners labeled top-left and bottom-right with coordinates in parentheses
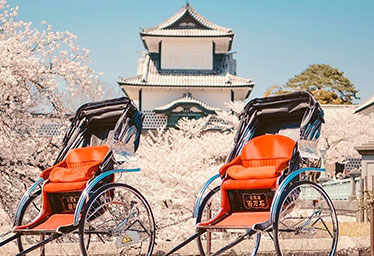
top-left (0, 207), bottom-right (371, 255)
top-left (0, 233), bottom-right (370, 256)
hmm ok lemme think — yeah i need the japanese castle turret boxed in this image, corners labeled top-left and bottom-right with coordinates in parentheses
top-left (119, 3), bottom-right (254, 129)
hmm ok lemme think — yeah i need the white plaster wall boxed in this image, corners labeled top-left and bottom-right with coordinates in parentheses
top-left (125, 86), bottom-right (250, 110)
top-left (161, 38), bottom-right (213, 70)
top-left (362, 155), bottom-right (374, 190)
top-left (189, 88), bottom-right (249, 106)
top-left (142, 87), bottom-right (231, 110)
top-left (142, 88), bottom-right (187, 110)
top-left (189, 88), bottom-right (230, 109)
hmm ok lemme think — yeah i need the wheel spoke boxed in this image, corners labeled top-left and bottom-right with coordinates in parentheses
top-left (312, 217), bottom-right (334, 238)
top-left (79, 183), bottom-right (155, 256)
top-left (273, 181), bottom-right (338, 256)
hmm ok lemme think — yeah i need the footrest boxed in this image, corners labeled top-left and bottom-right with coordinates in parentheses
top-left (14, 214), bottom-right (75, 233)
top-left (198, 212), bottom-right (270, 229)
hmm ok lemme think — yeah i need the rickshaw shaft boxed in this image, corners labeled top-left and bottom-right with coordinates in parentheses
top-left (16, 233), bottom-right (62, 256)
top-left (210, 229), bottom-right (256, 256)
top-left (163, 229), bottom-right (206, 256)
top-left (0, 233), bottom-right (21, 247)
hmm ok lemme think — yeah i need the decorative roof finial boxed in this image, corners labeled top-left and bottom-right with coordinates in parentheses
top-left (186, 0), bottom-right (190, 6)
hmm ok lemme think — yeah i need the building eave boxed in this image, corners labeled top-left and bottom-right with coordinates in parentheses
top-left (140, 32), bottom-right (234, 38)
top-left (119, 81), bottom-right (255, 89)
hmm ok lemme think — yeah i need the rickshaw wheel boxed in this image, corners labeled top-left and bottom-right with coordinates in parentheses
top-left (196, 186), bottom-right (260, 256)
top-left (79, 183), bottom-right (155, 256)
top-left (273, 180), bottom-right (338, 256)
top-left (16, 189), bottom-right (81, 255)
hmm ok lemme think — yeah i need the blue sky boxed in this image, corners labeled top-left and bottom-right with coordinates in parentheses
top-left (13, 0), bottom-right (374, 103)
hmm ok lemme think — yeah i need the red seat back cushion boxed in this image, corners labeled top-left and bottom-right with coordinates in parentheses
top-left (49, 164), bottom-right (101, 183)
top-left (226, 135), bottom-right (295, 180)
top-left (49, 145), bottom-right (109, 183)
top-left (241, 134), bottom-right (295, 164)
top-left (66, 145), bottom-right (109, 168)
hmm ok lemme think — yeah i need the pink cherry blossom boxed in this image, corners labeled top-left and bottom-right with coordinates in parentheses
top-left (0, 0), bottom-right (105, 219)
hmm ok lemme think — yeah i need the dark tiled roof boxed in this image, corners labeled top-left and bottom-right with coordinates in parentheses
top-left (119, 56), bottom-right (254, 88)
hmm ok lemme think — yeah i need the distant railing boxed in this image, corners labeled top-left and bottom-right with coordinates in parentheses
top-left (301, 177), bottom-right (360, 201)
top-left (321, 177), bottom-right (360, 200)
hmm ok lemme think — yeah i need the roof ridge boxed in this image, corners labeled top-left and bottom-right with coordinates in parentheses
top-left (185, 4), bottom-right (232, 32)
top-left (355, 94), bottom-right (374, 113)
top-left (142, 3), bottom-right (232, 34)
top-left (157, 5), bottom-right (188, 29)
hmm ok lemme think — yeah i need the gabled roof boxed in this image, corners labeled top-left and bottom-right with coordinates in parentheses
top-left (355, 94), bottom-right (374, 113)
top-left (140, 3), bottom-right (234, 38)
top-left (154, 94), bottom-right (219, 114)
top-left (119, 55), bottom-right (254, 88)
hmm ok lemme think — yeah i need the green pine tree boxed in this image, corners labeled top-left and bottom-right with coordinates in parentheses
top-left (264, 64), bottom-right (359, 104)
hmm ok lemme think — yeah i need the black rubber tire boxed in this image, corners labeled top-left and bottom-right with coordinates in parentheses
top-left (79, 183), bottom-right (155, 256)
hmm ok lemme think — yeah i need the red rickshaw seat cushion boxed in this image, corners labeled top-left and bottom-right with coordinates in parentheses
top-left (42, 145), bottom-right (109, 184)
top-left (49, 163), bottom-right (101, 183)
top-left (220, 134), bottom-right (296, 181)
top-left (227, 165), bottom-right (278, 180)
top-left (43, 180), bottom-right (88, 193)
top-left (221, 177), bottom-right (278, 190)
top-left (199, 135), bottom-right (296, 229)
top-left (220, 135), bottom-right (296, 208)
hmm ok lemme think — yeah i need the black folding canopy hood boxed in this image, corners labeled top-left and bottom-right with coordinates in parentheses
top-left (55, 97), bottom-right (143, 164)
top-left (228, 91), bottom-right (325, 162)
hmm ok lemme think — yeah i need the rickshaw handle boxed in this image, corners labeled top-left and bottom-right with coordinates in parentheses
top-left (193, 173), bottom-right (221, 218)
top-left (13, 178), bottom-right (45, 227)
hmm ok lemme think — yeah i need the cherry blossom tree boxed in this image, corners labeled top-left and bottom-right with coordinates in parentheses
top-left (63, 80), bottom-right (124, 113)
top-left (124, 116), bottom-right (237, 241)
top-left (319, 108), bottom-right (374, 164)
top-left (0, 0), bottom-right (104, 218)
top-left (124, 105), bottom-right (373, 240)
top-left (1, 3), bottom-right (369, 237)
